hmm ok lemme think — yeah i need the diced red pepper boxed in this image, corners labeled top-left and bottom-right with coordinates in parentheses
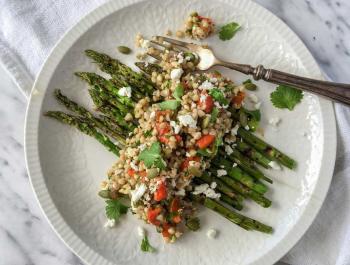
top-left (154, 181), bottom-right (167, 201)
top-left (158, 135), bottom-right (169, 144)
top-left (174, 134), bottom-right (182, 142)
top-left (232, 91), bottom-right (245, 106)
top-left (170, 197), bottom-right (180, 212)
top-left (180, 156), bottom-right (201, 171)
top-left (127, 169), bottom-right (135, 177)
top-left (196, 134), bottom-right (215, 149)
top-left (199, 94), bottom-right (214, 113)
top-left (162, 223), bottom-right (171, 238)
top-left (156, 122), bottom-right (171, 136)
top-left (172, 215), bottom-right (182, 224)
top-left (147, 207), bottom-right (162, 226)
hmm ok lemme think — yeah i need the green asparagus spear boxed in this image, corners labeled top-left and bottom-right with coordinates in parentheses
top-left (236, 140), bottom-right (272, 169)
top-left (237, 128), bottom-right (296, 169)
top-left (220, 193), bottom-right (243, 211)
top-left (44, 111), bottom-right (120, 156)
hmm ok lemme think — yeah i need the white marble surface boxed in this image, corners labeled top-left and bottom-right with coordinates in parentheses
top-left (0, 0), bottom-right (349, 265)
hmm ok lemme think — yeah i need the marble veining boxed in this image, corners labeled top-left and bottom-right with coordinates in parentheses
top-left (0, 0), bottom-right (349, 265)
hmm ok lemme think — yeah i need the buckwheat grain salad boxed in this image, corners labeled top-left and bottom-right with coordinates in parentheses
top-left (102, 38), bottom-right (251, 243)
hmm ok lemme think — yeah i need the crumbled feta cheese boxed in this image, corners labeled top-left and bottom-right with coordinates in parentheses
top-left (217, 169), bottom-right (227, 177)
top-left (232, 163), bottom-right (237, 168)
top-left (192, 184), bottom-right (210, 195)
top-left (248, 93), bottom-right (259, 103)
top-left (170, 120), bottom-right (181, 134)
top-left (199, 80), bottom-right (214, 90)
top-left (150, 111), bottom-right (156, 119)
top-left (131, 183), bottom-right (147, 203)
top-left (254, 102), bottom-right (261, 109)
top-left (175, 189), bottom-right (186, 196)
top-left (214, 101), bottom-right (222, 109)
top-left (141, 39), bottom-right (150, 48)
top-left (204, 188), bottom-right (221, 199)
top-left (137, 227), bottom-right (146, 237)
top-left (104, 219), bottom-right (116, 228)
top-left (210, 182), bottom-right (217, 189)
top-left (225, 145), bottom-right (234, 155)
top-left (269, 117), bottom-right (281, 127)
top-left (130, 161), bottom-right (139, 171)
top-left (170, 68), bottom-right (184, 80)
top-left (177, 52), bottom-right (184, 64)
top-left (139, 143), bottom-right (147, 151)
top-left (231, 124), bottom-right (240, 136)
top-left (210, 77), bottom-right (218, 83)
top-left (244, 125), bottom-right (250, 130)
top-left (118, 86), bottom-right (132, 98)
top-left (178, 114), bottom-right (197, 128)
top-left (207, 229), bottom-right (217, 239)
top-left (200, 94), bottom-right (207, 103)
top-left (185, 152), bottom-right (191, 157)
top-left (269, 161), bottom-right (282, 170)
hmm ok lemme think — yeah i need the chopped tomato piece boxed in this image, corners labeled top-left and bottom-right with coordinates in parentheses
top-left (147, 207), bottom-right (162, 226)
top-left (170, 197), bottom-right (180, 212)
top-left (162, 223), bottom-right (171, 238)
top-left (156, 122), bottom-right (171, 136)
top-left (174, 134), bottom-right (182, 142)
top-left (196, 134), bottom-right (215, 149)
top-left (180, 156), bottom-right (200, 171)
top-left (172, 215), bottom-right (182, 224)
top-left (127, 169), bottom-right (135, 177)
top-left (154, 181), bottom-right (167, 201)
top-left (199, 94), bottom-right (214, 113)
top-left (232, 91), bottom-right (245, 106)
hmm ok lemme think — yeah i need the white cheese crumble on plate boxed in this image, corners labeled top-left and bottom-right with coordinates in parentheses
top-left (170, 120), bottom-right (181, 134)
top-left (137, 226), bottom-right (146, 237)
top-left (131, 183), bottom-right (147, 203)
top-left (217, 169), bottom-right (227, 177)
top-left (231, 124), bottom-right (240, 136)
top-left (178, 114), bottom-right (197, 128)
top-left (268, 161), bottom-right (282, 170)
top-left (207, 229), bottom-right (217, 239)
top-left (104, 219), bottom-right (116, 228)
top-left (269, 117), bottom-right (281, 127)
top-left (170, 68), bottom-right (184, 80)
top-left (118, 86), bottom-right (132, 98)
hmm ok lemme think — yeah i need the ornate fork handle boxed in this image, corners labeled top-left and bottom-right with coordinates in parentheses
top-left (219, 61), bottom-right (350, 105)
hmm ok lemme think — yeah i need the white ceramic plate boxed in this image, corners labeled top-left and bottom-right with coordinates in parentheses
top-left (25, 0), bottom-right (336, 264)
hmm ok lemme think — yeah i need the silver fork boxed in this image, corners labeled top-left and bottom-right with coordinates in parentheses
top-left (152, 36), bottom-right (350, 106)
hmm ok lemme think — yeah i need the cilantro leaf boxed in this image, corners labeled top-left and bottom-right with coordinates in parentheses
top-left (138, 142), bottom-right (166, 169)
top-left (243, 79), bottom-right (252, 84)
top-left (208, 88), bottom-right (229, 106)
top-left (143, 130), bottom-right (152, 137)
top-left (173, 84), bottom-right (184, 101)
top-left (270, 85), bottom-right (303, 110)
top-left (105, 199), bottom-right (128, 221)
top-left (197, 148), bottom-right (212, 157)
top-left (158, 100), bottom-right (181, 110)
top-left (141, 235), bottom-right (156, 253)
top-left (219, 22), bottom-right (241, 41)
top-left (210, 107), bottom-right (219, 123)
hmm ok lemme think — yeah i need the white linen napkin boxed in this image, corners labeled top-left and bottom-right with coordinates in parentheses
top-left (0, 1), bottom-right (349, 265)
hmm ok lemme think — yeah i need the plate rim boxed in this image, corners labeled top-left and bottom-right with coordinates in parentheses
top-left (24, 0), bottom-right (337, 264)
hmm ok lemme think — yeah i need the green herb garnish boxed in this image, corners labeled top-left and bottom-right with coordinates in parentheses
top-left (244, 108), bottom-right (261, 121)
top-left (141, 235), bottom-right (156, 253)
top-left (270, 85), bottom-right (303, 110)
top-left (105, 199), bottom-right (128, 221)
top-left (143, 130), bottom-right (152, 137)
top-left (173, 84), bottom-right (184, 101)
top-left (158, 100), bottom-right (181, 110)
top-left (243, 79), bottom-right (252, 84)
top-left (219, 22), bottom-right (241, 41)
top-left (210, 107), bottom-right (219, 123)
top-left (138, 142), bottom-right (166, 170)
top-left (197, 148), bottom-right (212, 157)
top-left (209, 88), bottom-right (229, 106)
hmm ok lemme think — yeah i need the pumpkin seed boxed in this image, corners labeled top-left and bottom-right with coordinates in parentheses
top-left (188, 166), bottom-right (202, 177)
top-left (117, 46), bottom-right (132, 54)
top-left (239, 111), bottom-right (248, 127)
top-left (244, 83), bottom-right (257, 91)
top-left (98, 190), bottom-right (110, 199)
top-left (201, 116), bottom-right (211, 128)
top-left (147, 168), bottom-right (159, 179)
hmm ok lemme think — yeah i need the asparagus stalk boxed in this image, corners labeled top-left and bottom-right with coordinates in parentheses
top-left (212, 157), bottom-right (268, 195)
top-left (208, 168), bottom-right (271, 208)
top-left (225, 149), bottom-right (273, 183)
top-left (84, 50), bottom-right (154, 95)
top-left (135, 62), bottom-right (162, 76)
top-left (200, 197), bottom-right (272, 234)
top-left (238, 128), bottom-right (296, 169)
top-left (219, 193), bottom-right (243, 211)
top-left (54, 89), bottom-right (126, 144)
top-left (45, 111), bottom-right (120, 156)
top-left (236, 140), bottom-right (272, 169)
